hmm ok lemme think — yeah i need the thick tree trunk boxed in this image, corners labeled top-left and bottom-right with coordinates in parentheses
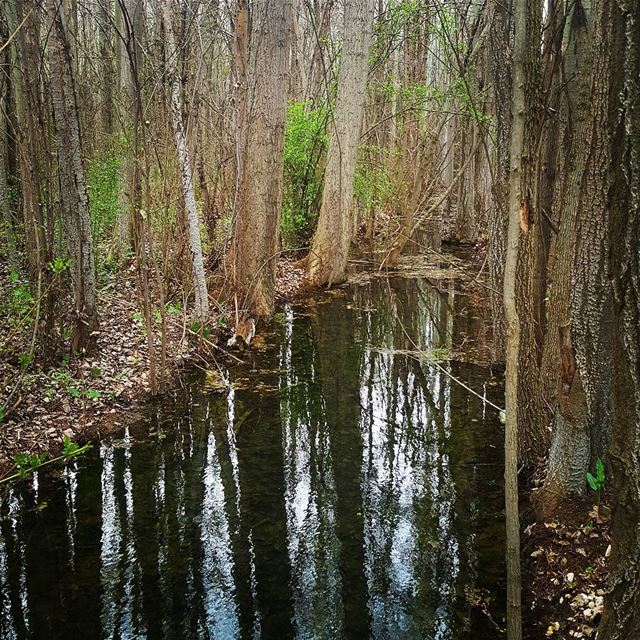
top-left (161, 0), bottom-right (209, 321)
top-left (537, 0), bottom-right (615, 517)
top-left (47, 0), bottom-right (98, 353)
top-left (306, 0), bottom-right (375, 286)
top-left (229, 0), bottom-right (290, 317)
top-left (599, 0), bottom-right (640, 636)
top-left (487, 0), bottom-right (511, 361)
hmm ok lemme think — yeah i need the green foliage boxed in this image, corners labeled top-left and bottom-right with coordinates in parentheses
top-left (88, 152), bottom-right (122, 259)
top-left (46, 365), bottom-right (101, 400)
top-left (282, 101), bottom-right (328, 248)
top-left (48, 257), bottom-right (71, 274)
top-left (165, 300), bottom-right (182, 315)
top-left (62, 436), bottom-right (80, 457)
top-left (18, 352), bottom-right (33, 369)
top-left (354, 148), bottom-right (392, 214)
top-left (6, 270), bottom-right (33, 319)
top-left (587, 458), bottom-right (606, 503)
top-left (0, 404), bottom-right (5, 424)
top-left (13, 452), bottom-right (47, 478)
top-left (61, 436), bottom-right (92, 459)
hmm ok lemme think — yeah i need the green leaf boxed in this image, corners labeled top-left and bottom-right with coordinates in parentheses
top-left (85, 389), bottom-right (101, 399)
top-left (586, 473), bottom-right (598, 491)
top-left (596, 458), bottom-right (605, 483)
top-left (62, 436), bottom-right (79, 457)
top-left (68, 387), bottom-right (82, 399)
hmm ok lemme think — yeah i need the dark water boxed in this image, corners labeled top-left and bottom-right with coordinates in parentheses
top-left (0, 275), bottom-right (505, 640)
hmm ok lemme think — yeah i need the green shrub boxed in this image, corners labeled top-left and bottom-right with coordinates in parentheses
top-left (282, 101), bottom-right (328, 248)
top-left (88, 152), bottom-right (121, 252)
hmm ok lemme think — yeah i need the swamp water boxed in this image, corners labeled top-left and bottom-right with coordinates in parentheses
top-left (0, 274), bottom-right (505, 639)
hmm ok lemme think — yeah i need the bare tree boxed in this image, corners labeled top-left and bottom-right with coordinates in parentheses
top-left (229, 0), bottom-right (291, 317)
top-left (306, 0), bottom-right (375, 286)
top-left (47, 0), bottom-right (99, 352)
top-left (161, 0), bottom-right (209, 320)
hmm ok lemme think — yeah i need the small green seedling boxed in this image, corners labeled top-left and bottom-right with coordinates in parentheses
top-left (587, 458), bottom-right (606, 505)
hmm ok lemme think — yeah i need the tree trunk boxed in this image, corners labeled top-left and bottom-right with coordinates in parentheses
top-left (47, 0), bottom-right (98, 353)
top-left (306, 0), bottom-right (375, 286)
top-left (598, 0), bottom-right (640, 636)
top-left (537, 0), bottom-right (615, 517)
top-left (506, 0), bottom-right (547, 467)
top-left (161, 0), bottom-right (209, 321)
top-left (487, 0), bottom-right (512, 361)
top-left (503, 0), bottom-right (544, 634)
top-left (0, 19), bottom-right (17, 267)
top-left (229, 0), bottom-right (291, 317)
top-left (98, 0), bottom-right (114, 135)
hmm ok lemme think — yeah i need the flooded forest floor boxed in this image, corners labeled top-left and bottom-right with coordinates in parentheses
top-left (0, 246), bottom-right (612, 638)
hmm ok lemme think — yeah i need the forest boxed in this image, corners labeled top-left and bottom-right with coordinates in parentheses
top-left (0, 0), bottom-right (639, 638)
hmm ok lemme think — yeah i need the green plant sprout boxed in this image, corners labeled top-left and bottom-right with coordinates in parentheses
top-left (0, 438), bottom-right (93, 486)
top-left (587, 458), bottom-right (606, 505)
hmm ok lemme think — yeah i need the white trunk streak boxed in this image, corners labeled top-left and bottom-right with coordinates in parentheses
top-left (161, 0), bottom-right (209, 321)
top-left (307, 0), bottom-right (375, 286)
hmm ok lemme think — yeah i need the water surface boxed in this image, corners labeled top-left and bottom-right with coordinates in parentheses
top-left (0, 274), bottom-right (505, 639)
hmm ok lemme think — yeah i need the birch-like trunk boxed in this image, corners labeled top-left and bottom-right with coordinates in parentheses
top-left (161, 0), bottom-right (209, 321)
top-left (306, 0), bottom-right (376, 286)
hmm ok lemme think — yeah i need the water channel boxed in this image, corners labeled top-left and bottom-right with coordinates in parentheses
top-left (0, 272), bottom-right (505, 639)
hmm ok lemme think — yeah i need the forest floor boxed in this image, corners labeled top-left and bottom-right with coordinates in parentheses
top-left (0, 256), bottom-right (311, 480)
top-left (522, 488), bottom-right (611, 638)
top-left (0, 261), bottom-right (187, 479)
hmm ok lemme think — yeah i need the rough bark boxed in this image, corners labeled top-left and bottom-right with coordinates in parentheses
top-left (503, 0), bottom-right (531, 635)
top-left (47, 0), bottom-right (98, 352)
top-left (229, 0), bottom-right (290, 317)
top-left (487, 0), bottom-right (511, 361)
top-left (507, 0), bottom-right (548, 467)
top-left (599, 0), bottom-right (640, 636)
top-left (537, 0), bottom-right (615, 516)
top-left (161, 0), bottom-right (209, 321)
top-left (306, 0), bottom-right (375, 286)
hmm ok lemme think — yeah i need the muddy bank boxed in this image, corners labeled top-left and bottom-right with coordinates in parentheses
top-left (0, 267), bottom-right (188, 479)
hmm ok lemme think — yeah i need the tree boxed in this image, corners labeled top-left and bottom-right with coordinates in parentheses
top-left (47, 0), bottom-right (99, 352)
top-left (229, 0), bottom-right (291, 317)
top-left (537, 0), bottom-right (615, 517)
top-left (503, 0), bottom-right (547, 634)
top-left (161, 0), bottom-right (209, 321)
top-left (487, 0), bottom-right (511, 360)
top-left (306, 0), bottom-right (376, 286)
top-left (598, 0), bottom-right (640, 635)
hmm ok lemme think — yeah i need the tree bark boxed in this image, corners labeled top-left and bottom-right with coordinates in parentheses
top-left (537, 0), bottom-right (615, 517)
top-left (161, 0), bottom-right (209, 321)
top-left (47, 0), bottom-right (99, 353)
top-left (229, 0), bottom-right (291, 317)
top-left (599, 0), bottom-right (640, 636)
top-left (306, 0), bottom-right (375, 286)
top-left (487, 0), bottom-right (512, 361)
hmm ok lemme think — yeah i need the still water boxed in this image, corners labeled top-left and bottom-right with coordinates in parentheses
top-left (0, 275), bottom-right (505, 639)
